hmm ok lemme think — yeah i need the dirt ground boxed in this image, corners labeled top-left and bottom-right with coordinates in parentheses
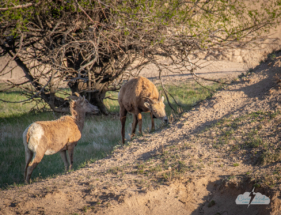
top-left (1, 22), bottom-right (281, 215)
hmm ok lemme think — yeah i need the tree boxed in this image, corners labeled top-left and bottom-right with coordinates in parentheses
top-left (1, 0), bottom-right (280, 114)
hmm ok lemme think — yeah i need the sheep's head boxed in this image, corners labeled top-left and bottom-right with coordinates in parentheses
top-left (70, 93), bottom-right (99, 114)
top-left (144, 96), bottom-right (168, 123)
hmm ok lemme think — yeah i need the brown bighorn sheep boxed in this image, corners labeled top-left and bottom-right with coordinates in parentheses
top-left (22, 93), bottom-right (99, 183)
top-left (118, 76), bottom-right (168, 144)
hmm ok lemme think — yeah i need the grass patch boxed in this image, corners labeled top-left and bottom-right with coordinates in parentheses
top-left (197, 108), bottom-right (281, 188)
top-left (158, 81), bottom-right (220, 115)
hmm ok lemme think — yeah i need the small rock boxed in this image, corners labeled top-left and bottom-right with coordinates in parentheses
top-left (213, 103), bottom-right (220, 109)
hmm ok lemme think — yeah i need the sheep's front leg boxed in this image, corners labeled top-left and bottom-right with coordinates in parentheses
top-left (60, 150), bottom-right (69, 171)
top-left (150, 112), bottom-right (155, 132)
top-left (137, 112), bottom-right (143, 135)
top-left (68, 146), bottom-right (75, 170)
top-left (120, 106), bottom-right (127, 145)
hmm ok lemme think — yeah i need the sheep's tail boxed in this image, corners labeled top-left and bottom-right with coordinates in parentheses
top-left (26, 131), bottom-right (30, 145)
top-left (23, 125), bottom-right (33, 181)
top-left (23, 126), bottom-right (31, 146)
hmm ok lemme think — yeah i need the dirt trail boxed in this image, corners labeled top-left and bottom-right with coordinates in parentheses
top-left (138, 25), bottom-right (281, 84)
top-left (1, 50), bottom-right (281, 214)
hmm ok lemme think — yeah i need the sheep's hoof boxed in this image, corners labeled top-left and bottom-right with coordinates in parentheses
top-left (25, 179), bottom-right (31, 184)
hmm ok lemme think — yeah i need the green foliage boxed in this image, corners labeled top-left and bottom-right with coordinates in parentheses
top-left (1, 0), bottom-right (280, 45)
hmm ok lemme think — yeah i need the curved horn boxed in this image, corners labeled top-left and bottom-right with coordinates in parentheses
top-left (142, 96), bottom-right (155, 104)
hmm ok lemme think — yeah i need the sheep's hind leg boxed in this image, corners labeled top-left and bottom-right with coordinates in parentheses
top-left (68, 146), bottom-right (75, 170)
top-left (25, 151), bottom-right (44, 184)
top-left (137, 112), bottom-right (143, 135)
top-left (24, 148), bottom-right (33, 182)
top-left (60, 150), bottom-right (69, 171)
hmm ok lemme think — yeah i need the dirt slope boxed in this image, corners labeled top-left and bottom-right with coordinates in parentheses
top-left (0, 52), bottom-right (281, 214)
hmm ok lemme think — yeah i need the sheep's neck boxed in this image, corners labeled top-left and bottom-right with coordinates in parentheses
top-left (72, 109), bottom-right (86, 132)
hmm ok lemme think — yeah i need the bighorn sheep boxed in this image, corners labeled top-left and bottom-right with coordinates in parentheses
top-left (22, 93), bottom-right (99, 183)
top-left (118, 76), bottom-right (168, 144)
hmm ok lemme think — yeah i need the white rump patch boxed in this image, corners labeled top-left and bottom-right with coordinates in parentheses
top-left (27, 123), bottom-right (44, 152)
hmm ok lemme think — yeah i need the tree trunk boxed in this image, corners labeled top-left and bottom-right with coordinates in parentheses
top-left (8, 51), bottom-right (69, 112)
top-left (89, 90), bottom-right (108, 115)
top-left (67, 78), bottom-right (109, 115)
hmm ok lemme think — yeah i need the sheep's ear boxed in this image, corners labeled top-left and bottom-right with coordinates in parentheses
top-left (161, 96), bottom-right (164, 102)
top-left (144, 102), bottom-right (150, 109)
top-left (68, 95), bottom-right (78, 101)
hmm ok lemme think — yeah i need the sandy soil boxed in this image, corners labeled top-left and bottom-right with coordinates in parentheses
top-left (1, 45), bottom-right (281, 215)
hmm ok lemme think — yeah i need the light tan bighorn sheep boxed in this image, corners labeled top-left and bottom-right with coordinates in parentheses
top-left (23, 93), bottom-right (99, 183)
top-left (118, 76), bottom-right (168, 144)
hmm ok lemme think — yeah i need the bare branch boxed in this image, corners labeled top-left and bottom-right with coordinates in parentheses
top-left (0, 1), bottom-right (41, 11)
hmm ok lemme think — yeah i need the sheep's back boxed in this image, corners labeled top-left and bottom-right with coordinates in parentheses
top-left (28, 116), bottom-right (81, 153)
